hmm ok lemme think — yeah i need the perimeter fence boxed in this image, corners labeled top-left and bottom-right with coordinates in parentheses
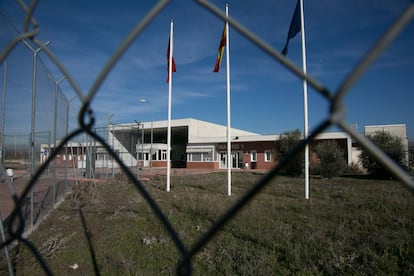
top-left (0, 0), bottom-right (73, 264)
top-left (0, 0), bottom-right (413, 275)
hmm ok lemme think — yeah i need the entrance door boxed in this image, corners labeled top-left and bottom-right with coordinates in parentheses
top-left (220, 153), bottom-right (227, 169)
top-left (234, 151), bottom-right (243, 169)
top-left (220, 151), bottom-right (242, 169)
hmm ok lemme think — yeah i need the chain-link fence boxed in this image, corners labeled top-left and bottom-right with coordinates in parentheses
top-left (77, 125), bottom-right (145, 179)
top-left (0, 0), bottom-right (413, 275)
top-left (0, 0), bottom-right (72, 269)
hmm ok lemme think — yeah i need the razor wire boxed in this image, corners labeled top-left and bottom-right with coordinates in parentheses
top-left (0, 0), bottom-right (413, 275)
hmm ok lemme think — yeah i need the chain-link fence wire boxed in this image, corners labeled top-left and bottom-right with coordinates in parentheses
top-left (0, 0), bottom-right (72, 272)
top-left (71, 125), bottom-right (143, 179)
top-left (0, 0), bottom-right (413, 275)
top-left (2, 134), bottom-right (30, 165)
top-left (0, 10), bottom-right (69, 170)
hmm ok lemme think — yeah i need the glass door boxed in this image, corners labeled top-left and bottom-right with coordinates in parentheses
top-left (220, 151), bottom-right (243, 169)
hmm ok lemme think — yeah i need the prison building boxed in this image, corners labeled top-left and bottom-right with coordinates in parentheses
top-left (43, 118), bottom-right (353, 171)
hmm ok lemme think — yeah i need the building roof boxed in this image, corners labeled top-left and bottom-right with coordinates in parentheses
top-left (111, 118), bottom-right (355, 144)
top-left (113, 118), bottom-right (259, 142)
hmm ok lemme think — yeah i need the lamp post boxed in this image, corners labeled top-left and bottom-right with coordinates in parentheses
top-left (139, 99), bottom-right (153, 171)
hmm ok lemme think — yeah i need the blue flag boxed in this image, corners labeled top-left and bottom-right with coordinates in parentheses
top-left (282, 0), bottom-right (301, 56)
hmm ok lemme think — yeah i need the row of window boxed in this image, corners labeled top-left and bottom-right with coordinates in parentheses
top-left (187, 150), bottom-right (273, 162)
top-left (61, 152), bottom-right (168, 162)
top-left (62, 154), bottom-right (83, 161)
top-left (250, 150), bottom-right (272, 162)
top-left (60, 149), bottom-right (272, 162)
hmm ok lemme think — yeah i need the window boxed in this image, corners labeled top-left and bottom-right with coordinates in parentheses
top-left (265, 150), bottom-right (271, 162)
top-left (97, 153), bottom-right (106, 161)
top-left (250, 150), bottom-right (257, 162)
top-left (138, 152), bottom-right (153, 161)
top-left (202, 151), bottom-right (212, 161)
top-left (186, 146), bottom-right (215, 162)
top-left (161, 150), bottom-right (167, 160)
top-left (192, 153), bottom-right (202, 161)
top-left (187, 152), bottom-right (212, 162)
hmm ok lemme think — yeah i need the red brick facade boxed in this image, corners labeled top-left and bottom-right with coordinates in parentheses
top-left (187, 161), bottom-right (220, 169)
top-left (186, 141), bottom-right (278, 170)
top-left (50, 137), bottom-right (349, 171)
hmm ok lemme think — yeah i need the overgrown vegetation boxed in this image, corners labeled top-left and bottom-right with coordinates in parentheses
top-left (360, 131), bottom-right (406, 178)
top-left (276, 129), bottom-right (304, 176)
top-left (1, 172), bottom-right (413, 275)
top-left (313, 140), bottom-right (347, 178)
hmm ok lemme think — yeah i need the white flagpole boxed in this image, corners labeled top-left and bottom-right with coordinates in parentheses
top-left (299, 0), bottom-right (309, 199)
top-left (225, 3), bottom-right (231, 196)
top-left (167, 19), bottom-right (173, 192)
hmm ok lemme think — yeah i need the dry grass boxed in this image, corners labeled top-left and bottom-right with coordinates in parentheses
top-left (1, 171), bottom-right (413, 275)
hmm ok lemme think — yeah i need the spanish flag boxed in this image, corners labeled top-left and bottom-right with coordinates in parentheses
top-left (213, 24), bottom-right (226, 72)
top-left (166, 38), bottom-right (176, 83)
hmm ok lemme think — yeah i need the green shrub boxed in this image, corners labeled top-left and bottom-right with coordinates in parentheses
top-left (342, 163), bottom-right (364, 175)
top-left (360, 131), bottom-right (405, 179)
top-left (276, 129), bottom-right (304, 176)
top-left (313, 140), bottom-right (347, 178)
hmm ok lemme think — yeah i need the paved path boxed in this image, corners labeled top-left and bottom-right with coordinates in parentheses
top-left (0, 169), bottom-right (75, 233)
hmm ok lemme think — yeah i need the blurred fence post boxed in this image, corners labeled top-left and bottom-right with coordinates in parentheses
top-left (105, 113), bottom-right (114, 177)
top-left (49, 74), bottom-right (65, 204)
top-left (0, 60), bottom-right (6, 164)
top-left (22, 39), bottom-right (51, 227)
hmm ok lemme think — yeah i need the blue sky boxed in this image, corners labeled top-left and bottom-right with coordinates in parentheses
top-left (1, 0), bottom-right (414, 140)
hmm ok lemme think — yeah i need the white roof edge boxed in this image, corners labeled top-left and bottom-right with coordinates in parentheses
top-left (113, 118), bottom-right (258, 133)
top-left (113, 118), bottom-right (194, 129)
top-left (314, 132), bottom-right (351, 140)
top-left (189, 134), bottom-right (279, 144)
top-left (365, 124), bottom-right (406, 128)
